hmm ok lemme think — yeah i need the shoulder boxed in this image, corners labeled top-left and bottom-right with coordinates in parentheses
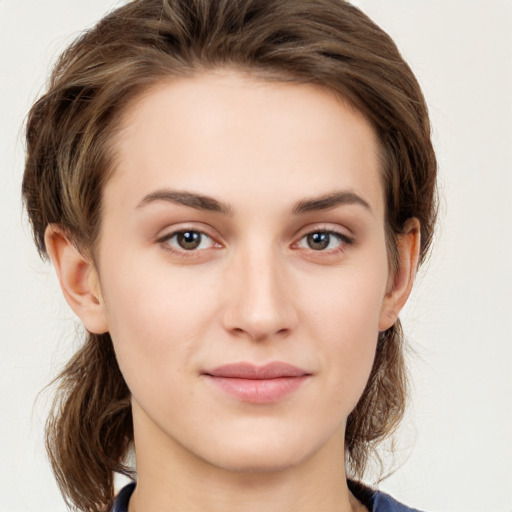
top-left (348, 480), bottom-right (426, 512)
top-left (373, 491), bottom-right (425, 512)
top-left (110, 482), bottom-right (135, 512)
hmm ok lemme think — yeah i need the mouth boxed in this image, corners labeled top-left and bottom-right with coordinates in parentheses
top-left (201, 362), bottom-right (312, 404)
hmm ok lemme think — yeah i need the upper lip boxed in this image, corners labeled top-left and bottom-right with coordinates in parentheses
top-left (203, 362), bottom-right (310, 379)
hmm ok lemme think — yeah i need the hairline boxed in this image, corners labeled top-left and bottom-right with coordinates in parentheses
top-left (89, 65), bottom-right (395, 268)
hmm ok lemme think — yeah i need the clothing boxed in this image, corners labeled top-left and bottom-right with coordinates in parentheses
top-left (111, 480), bottom-right (425, 511)
top-left (348, 480), bottom-right (424, 512)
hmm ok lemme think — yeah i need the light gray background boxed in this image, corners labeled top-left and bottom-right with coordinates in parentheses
top-left (1, 1), bottom-right (511, 511)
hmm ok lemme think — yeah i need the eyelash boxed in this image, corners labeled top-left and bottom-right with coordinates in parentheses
top-left (156, 228), bottom-right (220, 258)
top-left (293, 229), bottom-right (354, 255)
top-left (156, 226), bottom-right (354, 258)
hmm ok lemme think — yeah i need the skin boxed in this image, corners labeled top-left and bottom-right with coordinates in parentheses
top-left (45, 70), bottom-right (420, 512)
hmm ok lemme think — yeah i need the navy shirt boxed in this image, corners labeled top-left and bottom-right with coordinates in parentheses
top-left (111, 481), bottom-right (424, 511)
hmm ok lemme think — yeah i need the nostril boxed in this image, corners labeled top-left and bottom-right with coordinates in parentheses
top-left (221, 281), bottom-right (299, 341)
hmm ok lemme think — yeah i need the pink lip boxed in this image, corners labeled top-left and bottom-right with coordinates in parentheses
top-left (202, 362), bottom-right (311, 404)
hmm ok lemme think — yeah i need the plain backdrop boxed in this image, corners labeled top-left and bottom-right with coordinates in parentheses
top-left (1, 1), bottom-right (511, 511)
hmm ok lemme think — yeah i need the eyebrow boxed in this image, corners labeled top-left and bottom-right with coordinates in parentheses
top-left (292, 191), bottom-right (372, 215)
top-left (136, 190), bottom-right (232, 215)
top-left (136, 189), bottom-right (371, 215)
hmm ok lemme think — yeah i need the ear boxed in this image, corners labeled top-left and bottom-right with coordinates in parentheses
top-left (44, 225), bottom-right (109, 334)
top-left (378, 218), bottom-right (421, 331)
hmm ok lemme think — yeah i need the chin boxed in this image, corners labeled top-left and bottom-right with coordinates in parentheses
top-left (192, 427), bottom-right (330, 475)
top-left (206, 446), bottom-right (309, 475)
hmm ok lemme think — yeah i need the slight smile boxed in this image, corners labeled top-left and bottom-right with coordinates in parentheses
top-left (202, 362), bottom-right (313, 404)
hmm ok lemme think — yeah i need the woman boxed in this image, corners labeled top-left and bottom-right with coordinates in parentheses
top-left (22, 0), bottom-right (437, 510)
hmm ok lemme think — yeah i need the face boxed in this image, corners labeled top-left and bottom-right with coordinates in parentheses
top-left (94, 70), bottom-right (397, 474)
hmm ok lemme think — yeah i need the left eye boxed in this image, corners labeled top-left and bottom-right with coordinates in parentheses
top-left (297, 231), bottom-right (347, 251)
top-left (162, 230), bottom-right (216, 251)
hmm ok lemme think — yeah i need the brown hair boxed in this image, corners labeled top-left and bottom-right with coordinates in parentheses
top-left (22, 0), bottom-right (437, 510)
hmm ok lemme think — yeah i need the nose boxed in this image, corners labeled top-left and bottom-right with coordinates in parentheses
top-left (221, 246), bottom-right (299, 342)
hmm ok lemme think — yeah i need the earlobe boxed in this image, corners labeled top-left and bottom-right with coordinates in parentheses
top-left (378, 218), bottom-right (421, 332)
top-left (44, 225), bottom-right (109, 334)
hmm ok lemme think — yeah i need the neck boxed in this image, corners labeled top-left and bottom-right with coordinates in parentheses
top-left (128, 411), bottom-right (365, 512)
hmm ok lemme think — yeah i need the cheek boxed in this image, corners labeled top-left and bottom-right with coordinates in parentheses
top-left (319, 292), bottom-right (381, 390)
top-left (298, 258), bottom-right (388, 403)
top-left (98, 259), bottom-right (220, 393)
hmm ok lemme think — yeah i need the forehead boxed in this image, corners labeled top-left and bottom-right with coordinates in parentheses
top-left (106, 70), bottom-right (384, 218)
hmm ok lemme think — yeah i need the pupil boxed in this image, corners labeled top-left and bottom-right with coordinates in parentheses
top-left (307, 232), bottom-right (330, 250)
top-left (177, 231), bottom-right (201, 250)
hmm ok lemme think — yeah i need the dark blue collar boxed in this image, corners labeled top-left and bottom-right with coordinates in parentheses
top-left (111, 480), bottom-right (424, 512)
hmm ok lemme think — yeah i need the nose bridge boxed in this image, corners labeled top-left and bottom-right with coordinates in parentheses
top-left (222, 238), bottom-right (297, 341)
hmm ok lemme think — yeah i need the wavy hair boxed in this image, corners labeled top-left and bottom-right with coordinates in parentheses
top-left (22, 1), bottom-right (437, 510)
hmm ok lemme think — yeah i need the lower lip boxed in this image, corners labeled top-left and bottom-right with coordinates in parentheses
top-left (204, 375), bottom-right (310, 404)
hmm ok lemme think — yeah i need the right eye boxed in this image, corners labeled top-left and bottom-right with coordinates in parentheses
top-left (158, 230), bottom-right (217, 252)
